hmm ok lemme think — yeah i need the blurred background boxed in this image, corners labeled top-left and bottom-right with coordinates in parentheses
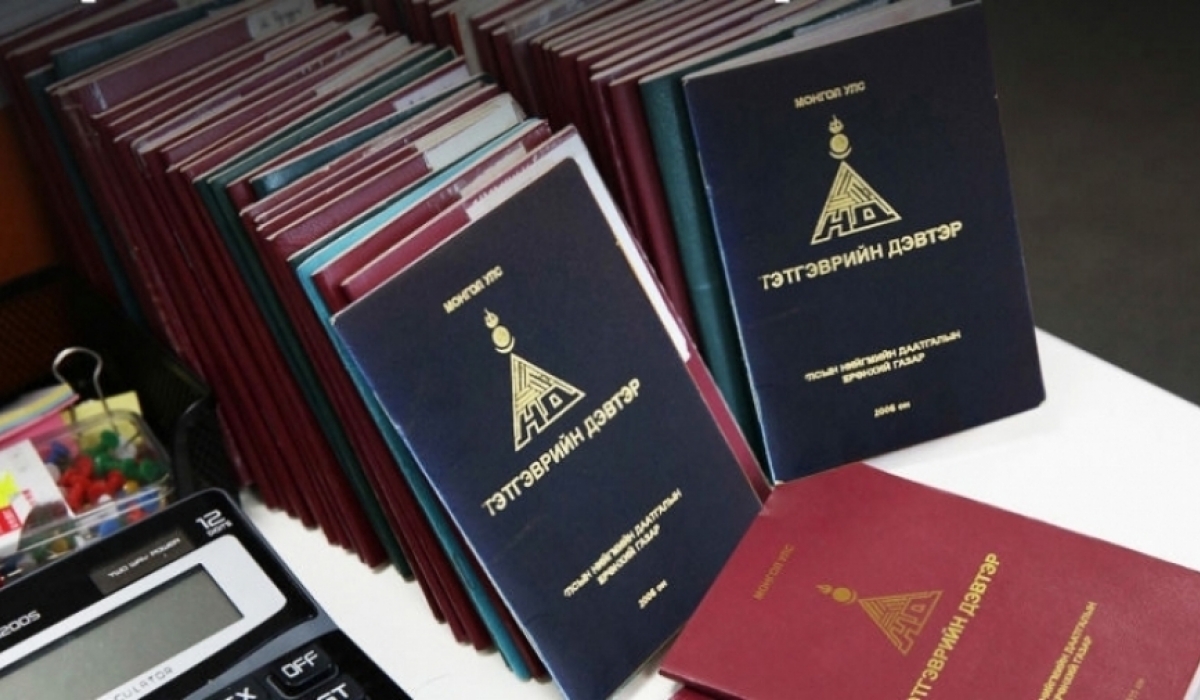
top-left (986, 0), bottom-right (1199, 405)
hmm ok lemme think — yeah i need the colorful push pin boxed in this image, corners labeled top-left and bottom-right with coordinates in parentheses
top-left (122, 480), bottom-right (140, 496)
top-left (75, 454), bottom-right (95, 479)
top-left (119, 457), bottom-right (139, 479)
top-left (47, 441), bottom-right (70, 465)
top-left (49, 538), bottom-right (72, 556)
top-left (96, 516), bottom-right (123, 539)
top-left (106, 470), bottom-right (125, 495)
top-left (94, 454), bottom-right (118, 477)
top-left (57, 469), bottom-right (76, 489)
top-left (124, 508), bottom-right (145, 525)
top-left (86, 480), bottom-right (106, 504)
top-left (138, 459), bottom-right (167, 483)
top-left (99, 430), bottom-right (119, 451)
top-left (67, 481), bottom-right (88, 513)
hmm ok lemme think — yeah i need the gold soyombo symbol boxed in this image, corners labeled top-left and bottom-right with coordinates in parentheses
top-left (811, 116), bottom-right (901, 244)
top-left (486, 310), bottom-right (585, 451)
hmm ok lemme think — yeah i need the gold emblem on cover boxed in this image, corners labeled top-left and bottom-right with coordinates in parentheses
top-left (819, 584), bottom-right (941, 655)
top-left (486, 310), bottom-right (585, 451)
top-left (811, 116), bottom-right (901, 244)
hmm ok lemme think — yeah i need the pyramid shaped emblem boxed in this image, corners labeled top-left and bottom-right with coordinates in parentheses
top-left (820, 585), bottom-right (941, 655)
top-left (486, 310), bottom-right (585, 451)
top-left (510, 353), bottom-right (586, 450)
top-left (811, 116), bottom-right (901, 244)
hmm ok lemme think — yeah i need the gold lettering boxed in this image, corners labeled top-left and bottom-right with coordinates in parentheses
top-left (1042, 603), bottom-right (1097, 698)
top-left (752, 543), bottom-right (795, 601)
top-left (806, 330), bottom-right (962, 388)
top-left (907, 554), bottom-right (998, 698)
top-left (443, 265), bottom-right (505, 314)
top-left (794, 82), bottom-right (866, 110)
top-left (564, 489), bottom-right (684, 597)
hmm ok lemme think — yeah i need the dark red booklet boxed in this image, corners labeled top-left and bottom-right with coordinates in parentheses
top-left (662, 463), bottom-right (1200, 699)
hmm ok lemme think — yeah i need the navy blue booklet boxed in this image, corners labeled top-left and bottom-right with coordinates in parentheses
top-left (331, 140), bottom-right (766, 700)
top-left (683, 0), bottom-right (1044, 482)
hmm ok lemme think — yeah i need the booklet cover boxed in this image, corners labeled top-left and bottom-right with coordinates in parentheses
top-left (333, 145), bottom-right (764, 700)
top-left (682, 0), bottom-right (1044, 481)
top-left (662, 463), bottom-right (1200, 699)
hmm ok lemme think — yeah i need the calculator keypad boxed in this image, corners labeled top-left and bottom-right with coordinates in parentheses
top-left (300, 676), bottom-right (366, 700)
top-left (208, 678), bottom-right (271, 700)
top-left (271, 643), bottom-right (336, 692)
top-left (204, 631), bottom-right (409, 700)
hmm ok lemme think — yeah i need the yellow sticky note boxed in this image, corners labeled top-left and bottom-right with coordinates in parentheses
top-left (69, 391), bottom-right (142, 421)
top-left (0, 473), bottom-right (17, 509)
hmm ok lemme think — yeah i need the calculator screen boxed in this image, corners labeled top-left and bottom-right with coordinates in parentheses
top-left (0, 566), bottom-right (241, 698)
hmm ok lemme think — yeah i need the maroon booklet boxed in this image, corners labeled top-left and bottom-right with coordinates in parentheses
top-left (309, 120), bottom-right (553, 311)
top-left (97, 8), bottom-right (354, 141)
top-left (570, 0), bottom-right (732, 206)
top-left (182, 56), bottom-right (518, 650)
top-left (44, 2), bottom-right (343, 525)
top-left (519, 0), bottom-right (642, 120)
top-left (147, 40), bottom-right (431, 562)
top-left (102, 37), bottom-right (405, 546)
top-left (229, 90), bottom-right (519, 649)
top-left (241, 112), bottom-right (547, 654)
top-left (543, 0), bottom-right (703, 188)
top-left (236, 55), bottom-right (476, 218)
top-left (334, 127), bottom-right (589, 307)
top-left (663, 463), bottom-right (1200, 699)
top-left (62, 32), bottom-right (428, 561)
top-left (581, 0), bottom-right (764, 345)
top-left (297, 121), bottom-right (564, 677)
top-left (248, 79), bottom-right (492, 235)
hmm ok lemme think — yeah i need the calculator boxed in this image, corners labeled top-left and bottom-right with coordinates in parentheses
top-left (0, 488), bottom-right (412, 700)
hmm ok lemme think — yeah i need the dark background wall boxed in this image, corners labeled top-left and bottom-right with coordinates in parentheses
top-left (985, 0), bottom-right (1199, 405)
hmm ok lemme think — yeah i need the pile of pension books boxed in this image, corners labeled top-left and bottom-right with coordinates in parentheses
top-left (0, 0), bottom-right (1046, 698)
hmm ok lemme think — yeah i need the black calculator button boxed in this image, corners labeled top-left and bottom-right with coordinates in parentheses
top-left (270, 643), bottom-right (336, 692)
top-left (207, 678), bottom-right (280, 700)
top-left (299, 676), bottom-right (367, 700)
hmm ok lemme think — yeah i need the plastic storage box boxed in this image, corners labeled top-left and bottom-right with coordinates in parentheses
top-left (0, 266), bottom-right (238, 584)
top-left (1, 410), bottom-right (172, 580)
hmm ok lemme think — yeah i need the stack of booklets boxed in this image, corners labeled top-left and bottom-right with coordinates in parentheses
top-left (0, 0), bottom-right (772, 696)
top-left (401, 0), bottom-right (1046, 485)
top-left (394, 0), bottom-right (891, 464)
top-left (2, 0), bottom-right (1057, 696)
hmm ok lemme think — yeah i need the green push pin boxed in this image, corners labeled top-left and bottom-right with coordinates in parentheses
top-left (138, 459), bottom-right (167, 483)
top-left (94, 454), bottom-right (119, 477)
top-left (99, 430), bottom-right (119, 451)
top-left (120, 458), bottom-right (139, 479)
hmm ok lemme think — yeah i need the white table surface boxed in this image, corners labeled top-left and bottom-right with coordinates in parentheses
top-left (242, 329), bottom-right (1200, 699)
